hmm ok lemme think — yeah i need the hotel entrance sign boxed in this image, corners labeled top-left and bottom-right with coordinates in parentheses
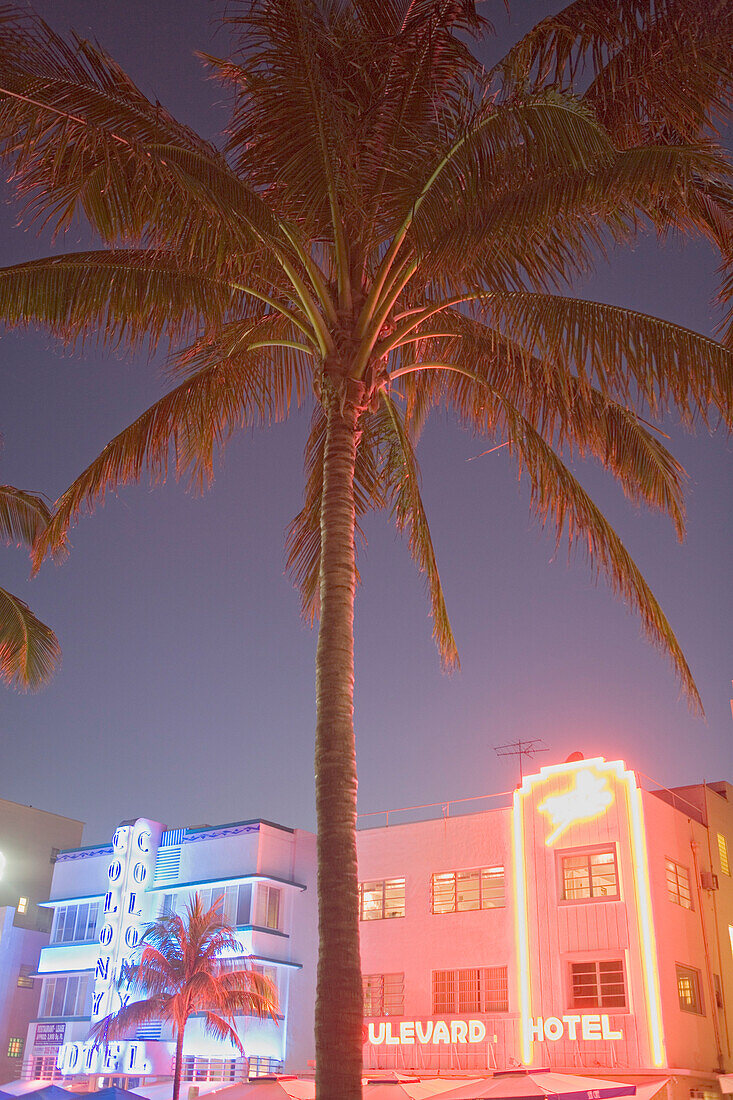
top-left (366, 1020), bottom-right (487, 1045)
top-left (526, 1015), bottom-right (623, 1042)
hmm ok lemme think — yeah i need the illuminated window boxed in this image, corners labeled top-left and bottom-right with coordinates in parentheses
top-left (39, 974), bottom-right (92, 1018)
top-left (431, 867), bottom-right (505, 913)
top-left (561, 849), bottom-right (618, 900)
top-left (666, 858), bottom-right (693, 909)
top-left (253, 885), bottom-right (281, 930)
top-left (7, 1038), bottom-right (23, 1058)
top-left (718, 834), bottom-right (730, 876)
top-left (51, 901), bottom-right (99, 943)
top-left (432, 967), bottom-right (508, 1013)
top-left (677, 964), bottom-right (704, 1014)
top-left (363, 973), bottom-right (404, 1016)
top-left (570, 960), bottom-right (626, 1009)
top-left (17, 897), bottom-right (28, 914)
top-left (17, 964), bottom-right (35, 989)
top-left (359, 879), bottom-right (405, 920)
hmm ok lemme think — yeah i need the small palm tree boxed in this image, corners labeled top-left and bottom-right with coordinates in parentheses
top-left (90, 894), bottom-right (279, 1100)
top-left (0, 483), bottom-right (61, 689)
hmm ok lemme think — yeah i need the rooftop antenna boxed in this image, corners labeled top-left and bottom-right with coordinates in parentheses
top-left (494, 738), bottom-right (549, 788)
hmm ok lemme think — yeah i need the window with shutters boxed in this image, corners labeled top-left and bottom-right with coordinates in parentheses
top-left (718, 834), bottom-right (730, 876)
top-left (432, 967), bottom-right (508, 1013)
top-left (17, 964), bottom-right (34, 989)
top-left (431, 868), bottom-right (505, 913)
top-left (570, 960), bottom-right (626, 1009)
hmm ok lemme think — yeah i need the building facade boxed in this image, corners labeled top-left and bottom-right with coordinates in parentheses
top-left (13, 754), bottom-right (733, 1100)
top-left (24, 817), bottom-right (317, 1088)
top-left (0, 797), bottom-right (83, 1084)
top-left (358, 756), bottom-right (733, 1100)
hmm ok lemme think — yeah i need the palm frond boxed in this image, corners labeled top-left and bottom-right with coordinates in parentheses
top-left (495, 0), bottom-right (733, 145)
top-left (379, 392), bottom-right (458, 669)
top-left (0, 483), bottom-right (51, 546)
top-left (89, 996), bottom-right (166, 1045)
top-left (395, 313), bottom-right (688, 537)
top-left (419, 144), bottom-right (732, 292)
top-left (0, 585), bottom-right (60, 690)
top-left (0, 251), bottom-right (239, 351)
top-left (484, 292), bottom-right (733, 424)
top-left (33, 353), bottom-right (298, 569)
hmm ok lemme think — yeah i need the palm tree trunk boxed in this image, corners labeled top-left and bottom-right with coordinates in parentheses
top-left (314, 378), bottom-right (363, 1100)
top-left (172, 1025), bottom-right (185, 1100)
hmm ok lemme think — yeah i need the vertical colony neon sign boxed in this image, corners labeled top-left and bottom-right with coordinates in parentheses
top-left (512, 758), bottom-right (666, 1069)
top-left (57, 818), bottom-right (162, 1077)
top-left (93, 819), bottom-right (160, 1026)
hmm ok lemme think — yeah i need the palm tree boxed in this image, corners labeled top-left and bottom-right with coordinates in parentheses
top-left (0, 2), bottom-right (732, 1096)
top-left (0, 482), bottom-right (61, 689)
top-left (90, 893), bottom-right (278, 1100)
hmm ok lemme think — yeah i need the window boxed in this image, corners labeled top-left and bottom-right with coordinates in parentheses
top-left (561, 849), bottom-right (618, 900)
top-left (431, 868), bottom-right (505, 913)
top-left (7, 1038), bottom-right (23, 1059)
top-left (51, 901), bottom-right (100, 943)
top-left (39, 975), bottom-right (92, 1018)
top-left (677, 964), bottom-right (704, 1014)
top-left (666, 858), bottom-right (693, 909)
top-left (17, 964), bottom-right (35, 989)
top-left (17, 897), bottom-right (28, 914)
top-left (432, 967), bottom-right (508, 1013)
top-left (570, 960), bottom-right (626, 1009)
top-left (363, 973), bottom-right (404, 1016)
top-left (254, 885), bottom-right (281, 930)
top-left (160, 883), bottom-right (253, 926)
top-left (718, 834), bottom-right (730, 876)
top-left (359, 879), bottom-right (405, 920)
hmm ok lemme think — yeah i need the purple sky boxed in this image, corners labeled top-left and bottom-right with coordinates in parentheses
top-left (1, 0), bottom-right (731, 844)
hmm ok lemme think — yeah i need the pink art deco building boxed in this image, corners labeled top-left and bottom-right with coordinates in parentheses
top-left (357, 756), bottom-right (733, 1100)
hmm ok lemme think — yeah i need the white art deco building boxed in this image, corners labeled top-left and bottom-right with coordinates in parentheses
top-left (28, 816), bottom-right (317, 1087)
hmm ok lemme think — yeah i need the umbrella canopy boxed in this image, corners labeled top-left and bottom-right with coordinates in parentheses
top-left (21, 1088), bottom-right (76, 1100)
top-left (206, 1079), bottom-right (315, 1100)
top-left (89, 1088), bottom-right (145, 1100)
top-left (363, 1081), bottom-right (478, 1100)
top-left (132, 1084), bottom-right (224, 1100)
top-left (437, 1072), bottom-right (637, 1100)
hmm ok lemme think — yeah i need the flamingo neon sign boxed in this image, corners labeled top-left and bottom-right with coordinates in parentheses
top-left (538, 768), bottom-right (614, 845)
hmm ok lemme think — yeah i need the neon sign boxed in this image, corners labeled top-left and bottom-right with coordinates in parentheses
top-left (513, 758), bottom-right (667, 1069)
top-left (57, 1039), bottom-right (171, 1076)
top-left (527, 1015), bottom-right (622, 1042)
top-left (538, 768), bottom-right (614, 845)
top-left (367, 1020), bottom-right (487, 1045)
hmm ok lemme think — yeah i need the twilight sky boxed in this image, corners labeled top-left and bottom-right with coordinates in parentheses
top-left (0, 0), bottom-right (731, 845)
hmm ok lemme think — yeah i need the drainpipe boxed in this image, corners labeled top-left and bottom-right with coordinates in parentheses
top-left (690, 832), bottom-right (725, 1072)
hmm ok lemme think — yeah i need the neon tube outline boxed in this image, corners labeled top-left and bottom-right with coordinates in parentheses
top-left (512, 757), bottom-right (666, 1070)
